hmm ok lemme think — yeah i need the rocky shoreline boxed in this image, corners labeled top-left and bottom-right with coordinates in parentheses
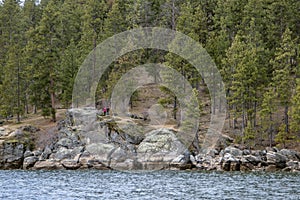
top-left (1, 109), bottom-right (300, 172)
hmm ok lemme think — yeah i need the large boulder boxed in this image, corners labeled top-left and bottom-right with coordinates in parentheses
top-left (24, 150), bottom-right (34, 158)
top-left (266, 152), bottom-right (287, 169)
top-left (23, 156), bottom-right (38, 169)
top-left (39, 146), bottom-right (52, 160)
top-left (244, 155), bottom-right (262, 166)
top-left (78, 151), bottom-right (109, 170)
top-left (66, 108), bottom-right (98, 126)
top-left (108, 147), bottom-right (142, 170)
top-left (61, 159), bottom-right (81, 170)
top-left (194, 154), bottom-right (221, 171)
top-left (80, 128), bottom-right (192, 170)
top-left (55, 138), bottom-right (74, 149)
top-left (33, 160), bottom-right (63, 170)
top-left (224, 146), bottom-right (243, 157)
top-left (170, 151), bottom-right (192, 170)
top-left (286, 161), bottom-right (300, 171)
top-left (0, 126), bottom-right (39, 170)
top-left (221, 153), bottom-right (240, 171)
top-left (279, 149), bottom-right (300, 161)
top-left (136, 129), bottom-right (189, 170)
top-left (81, 130), bottom-right (107, 144)
top-left (50, 146), bottom-right (84, 161)
top-left (85, 143), bottom-right (116, 167)
top-left (0, 140), bottom-right (25, 169)
top-left (239, 154), bottom-right (264, 171)
top-left (265, 164), bottom-right (278, 172)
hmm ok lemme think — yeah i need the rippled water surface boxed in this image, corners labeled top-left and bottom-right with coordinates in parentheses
top-left (0, 170), bottom-right (299, 199)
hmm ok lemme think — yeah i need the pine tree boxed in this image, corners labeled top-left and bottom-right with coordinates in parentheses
top-left (126, 0), bottom-right (162, 27)
top-left (27, 0), bottom-right (63, 121)
top-left (159, 0), bottom-right (182, 30)
top-left (103, 0), bottom-right (128, 37)
top-left (181, 88), bottom-right (202, 152)
top-left (79, 0), bottom-right (108, 54)
top-left (0, 0), bottom-right (23, 121)
top-left (271, 28), bottom-right (297, 135)
top-left (275, 124), bottom-right (290, 148)
top-left (161, 1), bottom-right (207, 119)
top-left (260, 89), bottom-right (276, 147)
top-left (59, 0), bottom-right (84, 47)
top-left (21, 0), bottom-right (42, 115)
top-left (0, 45), bottom-right (23, 122)
top-left (289, 79), bottom-right (300, 143)
top-left (97, 0), bottom-right (135, 103)
top-left (265, 0), bottom-right (299, 51)
top-left (58, 40), bottom-right (81, 108)
top-left (214, 0), bottom-right (248, 42)
top-left (22, 0), bottom-right (41, 30)
top-left (223, 33), bottom-right (259, 136)
top-left (159, 64), bottom-right (181, 120)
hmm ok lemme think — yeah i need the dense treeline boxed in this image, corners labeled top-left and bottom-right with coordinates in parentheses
top-left (0, 0), bottom-right (299, 147)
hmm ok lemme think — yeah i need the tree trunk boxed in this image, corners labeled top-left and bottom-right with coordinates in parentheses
top-left (269, 114), bottom-right (273, 147)
top-left (253, 100), bottom-right (257, 127)
top-left (173, 96), bottom-right (177, 120)
top-left (33, 103), bottom-right (37, 114)
top-left (284, 105), bottom-right (289, 133)
top-left (242, 106), bottom-right (245, 136)
top-left (193, 131), bottom-right (201, 154)
top-left (50, 77), bottom-right (56, 122)
top-left (233, 104), bottom-right (237, 129)
top-left (16, 59), bottom-right (20, 123)
top-left (24, 92), bottom-right (29, 114)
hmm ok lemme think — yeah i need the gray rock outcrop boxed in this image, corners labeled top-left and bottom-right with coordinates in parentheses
top-left (1, 109), bottom-right (299, 172)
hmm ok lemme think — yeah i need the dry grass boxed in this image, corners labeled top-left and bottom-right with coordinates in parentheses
top-left (1, 109), bottom-right (66, 150)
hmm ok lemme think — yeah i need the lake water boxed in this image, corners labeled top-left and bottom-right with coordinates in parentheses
top-left (0, 170), bottom-right (299, 200)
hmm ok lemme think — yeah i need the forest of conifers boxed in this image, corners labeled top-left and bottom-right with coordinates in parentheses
top-left (0, 0), bottom-right (299, 147)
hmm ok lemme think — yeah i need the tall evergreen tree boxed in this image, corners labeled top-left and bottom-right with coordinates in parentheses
top-left (223, 33), bottom-right (259, 135)
top-left (214, 0), bottom-right (247, 42)
top-left (27, 0), bottom-right (63, 121)
top-left (0, 0), bottom-right (23, 121)
top-left (290, 79), bottom-right (300, 142)
top-left (160, 0), bottom-right (182, 30)
top-left (260, 88), bottom-right (276, 147)
top-left (58, 40), bottom-right (81, 108)
top-left (271, 28), bottom-right (297, 134)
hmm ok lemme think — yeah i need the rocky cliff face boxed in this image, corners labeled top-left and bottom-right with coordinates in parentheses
top-left (11, 108), bottom-right (192, 171)
top-left (0, 126), bottom-right (37, 170)
top-left (0, 140), bottom-right (25, 169)
top-left (0, 109), bottom-right (300, 172)
top-left (193, 146), bottom-right (300, 172)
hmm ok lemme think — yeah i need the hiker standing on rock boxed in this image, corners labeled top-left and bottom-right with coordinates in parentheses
top-left (103, 107), bottom-right (107, 116)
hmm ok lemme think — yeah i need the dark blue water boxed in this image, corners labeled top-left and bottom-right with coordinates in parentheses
top-left (0, 170), bottom-right (299, 200)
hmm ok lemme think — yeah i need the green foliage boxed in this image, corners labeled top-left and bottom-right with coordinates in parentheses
top-left (42, 107), bottom-right (50, 118)
top-left (58, 40), bottom-right (81, 108)
top-left (275, 124), bottom-right (294, 148)
top-left (289, 79), bottom-right (300, 140)
top-left (260, 89), bottom-right (276, 144)
top-left (270, 28), bottom-right (297, 135)
top-left (223, 32), bottom-right (261, 132)
top-left (181, 88), bottom-right (201, 131)
top-left (243, 126), bottom-right (256, 147)
top-left (0, 0), bottom-right (299, 148)
top-left (158, 86), bottom-right (173, 107)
